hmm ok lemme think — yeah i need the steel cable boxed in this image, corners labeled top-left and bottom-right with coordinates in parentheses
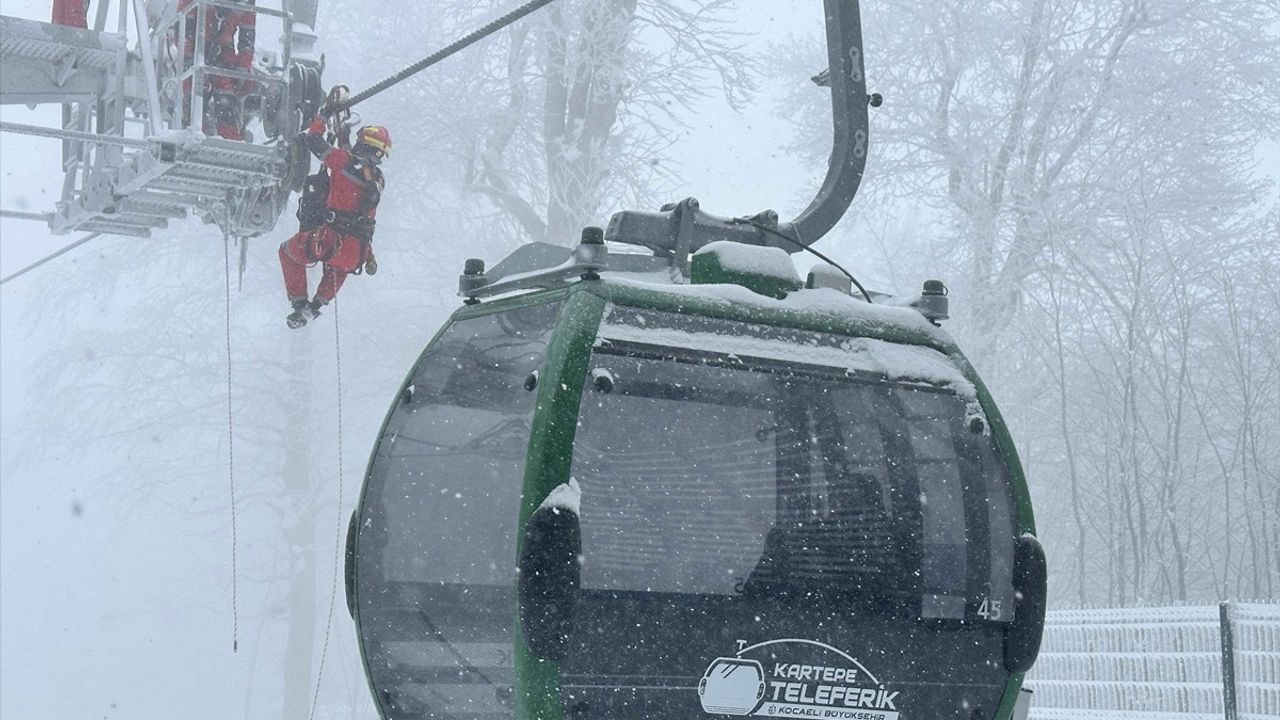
top-left (333, 0), bottom-right (560, 113)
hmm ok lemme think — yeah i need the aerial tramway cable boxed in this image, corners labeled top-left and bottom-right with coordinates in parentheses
top-left (327, 0), bottom-right (561, 115)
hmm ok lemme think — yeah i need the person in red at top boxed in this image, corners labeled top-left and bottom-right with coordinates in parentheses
top-left (177, 0), bottom-right (255, 140)
top-left (51, 0), bottom-right (89, 28)
top-left (279, 95), bottom-right (390, 329)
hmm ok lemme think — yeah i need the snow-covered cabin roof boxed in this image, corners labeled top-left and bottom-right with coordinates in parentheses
top-left (597, 274), bottom-right (955, 349)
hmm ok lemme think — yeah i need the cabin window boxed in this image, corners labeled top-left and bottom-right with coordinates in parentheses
top-left (355, 301), bottom-right (560, 716)
top-left (572, 310), bottom-right (1017, 622)
top-left (361, 301), bottom-right (559, 588)
top-left (573, 355), bottom-right (779, 597)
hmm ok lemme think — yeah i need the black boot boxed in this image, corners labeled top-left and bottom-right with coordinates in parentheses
top-left (286, 299), bottom-right (313, 329)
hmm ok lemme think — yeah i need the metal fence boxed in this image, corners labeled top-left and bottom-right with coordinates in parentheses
top-left (1027, 603), bottom-right (1279, 720)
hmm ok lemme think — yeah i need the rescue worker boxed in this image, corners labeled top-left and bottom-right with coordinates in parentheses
top-left (278, 97), bottom-right (389, 329)
top-left (52, 0), bottom-right (89, 27)
top-left (177, 0), bottom-right (255, 140)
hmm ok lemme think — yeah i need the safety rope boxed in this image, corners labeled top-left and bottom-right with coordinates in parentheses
top-left (333, 0), bottom-right (560, 114)
top-left (310, 295), bottom-right (345, 720)
top-left (295, 11), bottom-right (577, 704)
top-left (0, 232), bottom-right (102, 286)
top-left (222, 231), bottom-right (240, 653)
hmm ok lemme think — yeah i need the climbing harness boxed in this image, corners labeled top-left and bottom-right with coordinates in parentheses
top-left (324, 210), bottom-right (376, 242)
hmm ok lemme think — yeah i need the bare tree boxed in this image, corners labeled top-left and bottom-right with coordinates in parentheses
top-left (772, 0), bottom-right (1279, 604)
top-left (467, 0), bottom-right (757, 243)
top-left (322, 0), bottom-right (756, 245)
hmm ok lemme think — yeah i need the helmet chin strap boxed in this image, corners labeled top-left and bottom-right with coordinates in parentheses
top-left (354, 146), bottom-right (382, 166)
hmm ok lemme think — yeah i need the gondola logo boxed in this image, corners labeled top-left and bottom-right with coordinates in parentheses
top-left (697, 639), bottom-right (901, 719)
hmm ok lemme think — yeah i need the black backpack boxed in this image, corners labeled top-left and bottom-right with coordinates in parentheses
top-left (296, 169), bottom-right (330, 232)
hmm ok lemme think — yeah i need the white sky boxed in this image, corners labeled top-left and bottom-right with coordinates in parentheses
top-left (0, 4), bottom-right (1275, 717)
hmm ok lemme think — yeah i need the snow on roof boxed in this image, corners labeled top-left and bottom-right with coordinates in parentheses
top-left (807, 263), bottom-right (850, 287)
top-left (693, 241), bottom-right (802, 285)
top-left (600, 274), bottom-right (953, 346)
top-left (538, 478), bottom-right (582, 516)
top-left (596, 309), bottom-right (975, 396)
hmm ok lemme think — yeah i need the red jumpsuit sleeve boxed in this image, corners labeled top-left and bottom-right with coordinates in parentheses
top-left (303, 116), bottom-right (350, 168)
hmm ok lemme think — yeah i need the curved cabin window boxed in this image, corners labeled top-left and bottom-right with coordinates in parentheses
top-left (572, 307), bottom-right (1017, 622)
top-left (356, 301), bottom-right (559, 717)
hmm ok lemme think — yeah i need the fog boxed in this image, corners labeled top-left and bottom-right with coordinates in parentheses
top-left (1, 0), bottom-right (1276, 718)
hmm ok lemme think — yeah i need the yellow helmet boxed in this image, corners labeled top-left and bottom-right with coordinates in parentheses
top-left (355, 125), bottom-right (391, 158)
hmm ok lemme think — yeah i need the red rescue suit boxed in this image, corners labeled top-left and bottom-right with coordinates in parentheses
top-left (278, 116), bottom-right (383, 305)
top-left (178, 0), bottom-right (255, 139)
top-left (52, 0), bottom-right (89, 28)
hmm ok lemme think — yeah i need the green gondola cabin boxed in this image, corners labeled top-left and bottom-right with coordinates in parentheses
top-left (345, 1), bottom-right (1045, 717)
top-left (345, 227), bottom-right (1046, 720)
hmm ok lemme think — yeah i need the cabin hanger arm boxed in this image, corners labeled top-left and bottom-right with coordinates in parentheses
top-left (605, 0), bottom-right (872, 264)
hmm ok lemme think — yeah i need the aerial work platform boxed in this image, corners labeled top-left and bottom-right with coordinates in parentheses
top-left (0, 1), bottom-right (323, 239)
top-left (1, 15), bottom-right (132, 104)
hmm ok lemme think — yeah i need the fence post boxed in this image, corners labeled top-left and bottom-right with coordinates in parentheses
top-left (1220, 601), bottom-right (1238, 720)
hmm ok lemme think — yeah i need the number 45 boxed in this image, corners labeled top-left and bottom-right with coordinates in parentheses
top-left (977, 598), bottom-right (1004, 621)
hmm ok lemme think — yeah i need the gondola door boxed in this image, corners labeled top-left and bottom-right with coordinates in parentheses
top-left (532, 329), bottom-right (1020, 719)
top-left (352, 301), bottom-right (562, 720)
top-left (553, 346), bottom-right (782, 719)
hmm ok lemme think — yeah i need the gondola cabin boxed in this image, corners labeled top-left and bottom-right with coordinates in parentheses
top-left (347, 1), bottom-right (1045, 716)
top-left (345, 222), bottom-right (1047, 720)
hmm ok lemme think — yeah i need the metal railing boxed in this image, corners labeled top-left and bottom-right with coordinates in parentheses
top-left (1027, 603), bottom-right (1280, 720)
top-left (153, 0), bottom-right (292, 141)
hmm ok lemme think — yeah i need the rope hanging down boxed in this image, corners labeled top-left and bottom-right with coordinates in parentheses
top-left (222, 231), bottom-right (241, 654)
top-left (303, 3), bottom-right (560, 688)
top-left (329, 0), bottom-right (560, 114)
top-left (310, 297), bottom-right (346, 720)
